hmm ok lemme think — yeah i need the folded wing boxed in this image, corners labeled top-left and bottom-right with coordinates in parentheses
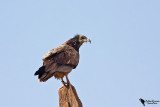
top-left (35, 45), bottom-right (79, 82)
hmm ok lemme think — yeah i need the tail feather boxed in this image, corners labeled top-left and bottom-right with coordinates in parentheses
top-left (35, 63), bottom-right (58, 82)
top-left (34, 66), bottom-right (45, 79)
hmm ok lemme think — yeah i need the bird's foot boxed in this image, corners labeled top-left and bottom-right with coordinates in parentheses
top-left (62, 80), bottom-right (67, 86)
top-left (66, 81), bottom-right (71, 87)
top-left (61, 80), bottom-right (71, 87)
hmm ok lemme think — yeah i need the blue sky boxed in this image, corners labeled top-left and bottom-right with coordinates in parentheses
top-left (0, 0), bottom-right (160, 107)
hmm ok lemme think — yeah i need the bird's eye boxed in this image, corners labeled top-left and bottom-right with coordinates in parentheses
top-left (81, 36), bottom-right (86, 39)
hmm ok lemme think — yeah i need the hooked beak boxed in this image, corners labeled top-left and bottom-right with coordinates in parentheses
top-left (88, 39), bottom-right (91, 44)
top-left (84, 38), bottom-right (91, 44)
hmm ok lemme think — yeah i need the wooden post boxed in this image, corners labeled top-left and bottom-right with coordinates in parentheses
top-left (58, 84), bottom-right (83, 107)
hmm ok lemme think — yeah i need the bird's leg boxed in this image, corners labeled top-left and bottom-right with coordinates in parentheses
top-left (66, 75), bottom-right (71, 86)
top-left (61, 77), bottom-right (67, 86)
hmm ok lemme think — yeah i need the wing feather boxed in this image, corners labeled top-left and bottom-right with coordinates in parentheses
top-left (37, 45), bottom-right (79, 82)
top-left (43, 45), bottom-right (79, 66)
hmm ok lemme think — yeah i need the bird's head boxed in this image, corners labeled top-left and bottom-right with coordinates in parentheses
top-left (65, 34), bottom-right (91, 51)
top-left (77, 34), bottom-right (91, 44)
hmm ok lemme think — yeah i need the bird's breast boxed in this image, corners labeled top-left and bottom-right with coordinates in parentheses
top-left (66, 49), bottom-right (79, 66)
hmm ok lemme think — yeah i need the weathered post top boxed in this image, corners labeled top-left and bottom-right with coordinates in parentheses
top-left (58, 85), bottom-right (83, 107)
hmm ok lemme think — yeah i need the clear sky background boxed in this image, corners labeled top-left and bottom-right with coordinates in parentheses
top-left (0, 0), bottom-right (160, 107)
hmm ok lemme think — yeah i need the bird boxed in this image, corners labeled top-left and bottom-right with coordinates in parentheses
top-left (139, 98), bottom-right (145, 106)
top-left (34, 34), bottom-right (91, 86)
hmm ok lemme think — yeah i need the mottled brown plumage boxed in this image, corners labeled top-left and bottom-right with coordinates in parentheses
top-left (34, 34), bottom-right (91, 86)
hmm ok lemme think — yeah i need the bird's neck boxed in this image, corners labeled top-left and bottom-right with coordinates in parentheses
top-left (64, 39), bottom-right (82, 51)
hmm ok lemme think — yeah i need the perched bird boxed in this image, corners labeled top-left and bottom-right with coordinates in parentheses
top-left (34, 34), bottom-right (91, 86)
top-left (139, 98), bottom-right (145, 106)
